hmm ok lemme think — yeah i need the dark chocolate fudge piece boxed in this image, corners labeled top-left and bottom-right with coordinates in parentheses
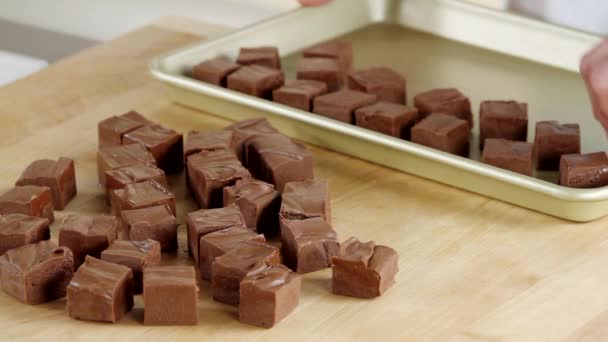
top-left (280, 217), bottom-right (339, 274)
top-left (355, 102), bottom-right (419, 140)
top-left (58, 214), bottom-right (119, 268)
top-left (97, 143), bottom-right (156, 186)
top-left (0, 214), bottom-right (50, 256)
top-left (192, 57), bottom-right (241, 86)
top-left (302, 39), bottom-right (353, 73)
top-left (101, 239), bottom-right (161, 294)
top-left (223, 179), bottom-right (281, 236)
top-left (225, 117), bottom-right (279, 163)
top-left (0, 240), bottom-right (73, 304)
top-left (184, 130), bottom-right (234, 160)
top-left (98, 113), bottom-right (145, 147)
top-left (105, 163), bottom-right (167, 197)
top-left (479, 100), bottom-right (528, 149)
top-left (280, 179), bottom-right (330, 223)
top-left (560, 152), bottom-right (608, 188)
top-left (332, 237), bottom-right (398, 298)
top-left (535, 121), bottom-right (581, 170)
top-left (272, 80), bottom-right (328, 111)
top-left (313, 89), bottom-right (378, 124)
top-left (120, 205), bottom-right (177, 252)
top-left (143, 266), bottom-right (199, 326)
top-left (211, 241), bottom-right (280, 305)
top-left (481, 139), bottom-right (535, 176)
top-left (15, 157), bottom-right (76, 210)
top-left (296, 57), bottom-right (342, 92)
top-left (236, 46), bottom-right (281, 69)
top-left (0, 185), bottom-right (54, 224)
top-left (413, 88), bottom-right (473, 127)
top-left (411, 113), bottom-right (470, 156)
top-left (239, 264), bottom-right (301, 328)
top-left (66, 256), bottom-right (134, 323)
top-left (123, 124), bottom-right (183, 174)
top-left (348, 67), bottom-right (406, 104)
top-left (110, 179), bottom-right (176, 216)
top-left (227, 65), bottom-right (284, 99)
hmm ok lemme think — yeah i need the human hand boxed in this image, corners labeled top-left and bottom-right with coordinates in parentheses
top-left (580, 38), bottom-right (608, 133)
top-left (299, 0), bottom-right (332, 6)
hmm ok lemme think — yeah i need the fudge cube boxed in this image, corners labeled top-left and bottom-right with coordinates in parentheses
top-left (184, 130), bottom-right (234, 160)
top-left (348, 67), bottom-right (406, 104)
top-left (101, 239), bottom-right (161, 294)
top-left (58, 214), bottom-right (119, 268)
top-left (98, 113), bottom-right (145, 147)
top-left (280, 179), bottom-right (330, 223)
top-left (236, 46), bottom-right (281, 69)
top-left (227, 65), bottom-right (284, 99)
top-left (123, 124), bottom-right (183, 174)
top-left (121, 110), bottom-right (155, 125)
top-left (313, 89), bottom-right (377, 124)
top-left (225, 117), bottom-right (279, 163)
top-left (280, 217), bottom-right (339, 274)
top-left (66, 256), bottom-right (134, 323)
top-left (223, 179), bottom-right (281, 236)
top-left (355, 102), bottom-right (419, 140)
top-left (110, 180), bottom-right (176, 216)
top-left (143, 266), bottom-right (199, 326)
top-left (120, 205), bottom-right (178, 252)
top-left (413, 88), bottom-right (473, 127)
top-left (411, 113), bottom-right (470, 156)
top-left (302, 39), bottom-right (353, 73)
top-left (481, 139), bottom-right (535, 176)
top-left (192, 57), bottom-right (241, 86)
top-left (296, 57), bottom-right (342, 92)
top-left (105, 163), bottom-right (167, 198)
top-left (535, 121), bottom-right (581, 170)
top-left (332, 237), bottom-right (398, 298)
top-left (15, 157), bottom-right (76, 210)
top-left (479, 100), bottom-right (528, 149)
top-left (0, 214), bottom-right (50, 256)
top-left (560, 152), bottom-right (608, 188)
top-left (0, 185), bottom-right (54, 224)
top-left (272, 80), bottom-right (328, 111)
top-left (97, 143), bottom-right (156, 185)
top-left (239, 264), bottom-right (301, 328)
top-left (211, 241), bottom-right (280, 305)
top-left (0, 241), bottom-right (73, 304)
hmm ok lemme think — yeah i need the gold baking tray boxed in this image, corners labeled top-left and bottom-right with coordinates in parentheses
top-left (150, 0), bottom-right (607, 222)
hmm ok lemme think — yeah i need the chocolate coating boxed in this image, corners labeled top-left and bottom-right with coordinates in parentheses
top-left (479, 100), bottom-right (528, 149)
top-left (348, 67), bottom-right (406, 104)
top-left (120, 205), bottom-right (177, 252)
top-left (123, 124), bottom-right (183, 174)
top-left (272, 80), bottom-right (328, 112)
top-left (535, 121), bottom-right (581, 170)
top-left (560, 152), bottom-right (608, 188)
top-left (101, 239), bottom-right (161, 294)
top-left (236, 46), bottom-right (281, 69)
top-left (225, 117), bottom-right (279, 163)
top-left (302, 39), bottom-right (352, 73)
top-left (355, 102), bottom-right (419, 140)
top-left (280, 179), bottom-right (330, 223)
top-left (98, 113), bottom-right (144, 147)
top-left (296, 57), bottom-right (342, 92)
top-left (227, 65), bottom-right (284, 99)
top-left (0, 185), bottom-right (54, 224)
top-left (15, 157), bottom-right (77, 210)
top-left (0, 214), bottom-right (50, 256)
top-left (58, 214), bottom-right (119, 268)
top-left (143, 266), bottom-right (199, 326)
top-left (192, 57), bottom-right (240, 86)
top-left (313, 89), bottom-right (378, 124)
top-left (481, 139), bottom-right (535, 176)
top-left (110, 179), bottom-right (176, 216)
top-left (411, 113), bottom-right (470, 156)
top-left (97, 143), bottom-right (155, 186)
top-left (223, 179), bottom-right (281, 236)
top-left (280, 217), bottom-right (339, 274)
top-left (413, 88), bottom-right (473, 127)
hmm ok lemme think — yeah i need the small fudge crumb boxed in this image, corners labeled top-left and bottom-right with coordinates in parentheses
top-left (280, 179), bottom-right (331, 223)
top-left (348, 67), bottom-right (406, 104)
top-left (413, 88), bottom-right (473, 127)
top-left (560, 152), bottom-right (608, 188)
top-left (123, 124), bottom-right (183, 174)
top-left (120, 205), bottom-right (178, 252)
top-left (535, 121), bottom-right (581, 171)
top-left (110, 179), bottom-right (176, 217)
top-left (105, 163), bottom-right (167, 198)
top-left (236, 46), bottom-right (281, 69)
top-left (223, 179), bottom-right (281, 237)
top-left (98, 112), bottom-right (145, 147)
top-left (101, 239), bottom-right (161, 294)
top-left (58, 214), bottom-right (119, 268)
top-left (97, 143), bottom-right (156, 186)
top-left (192, 57), bottom-right (241, 86)
top-left (0, 185), bottom-right (54, 224)
top-left (15, 157), bottom-right (76, 210)
top-left (280, 217), bottom-right (339, 274)
top-left (479, 100), bottom-right (528, 149)
top-left (0, 214), bottom-right (50, 256)
top-left (302, 39), bottom-right (353, 73)
top-left (411, 113), bottom-right (470, 156)
top-left (296, 57), bottom-right (342, 92)
top-left (143, 266), bottom-right (199, 326)
top-left (481, 139), bottom-right (535, 176)
top-left (227, 65), bottom-right (284, 99)
top-left (313, 89), bottom-right (377, 124)
top-left (225, 117), bottom-right (279, 163)
top-left (355, 102), bottom-right (419, 140)
top-left (272, 80), bottom-right (328, 112)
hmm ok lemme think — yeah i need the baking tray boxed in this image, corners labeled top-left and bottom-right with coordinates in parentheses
top-left (150, 0), bottom-right (608, 222)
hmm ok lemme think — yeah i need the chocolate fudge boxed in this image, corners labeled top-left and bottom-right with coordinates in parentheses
top-left (98, 113), bottom-right (145, 147)
top-left (302, 39), bottom-right (352, 73)
top-left (479, 100), bottom-right (528, 149)
top-left (223, 179), bottom-right (281, 236)
top-left (313, 89), bottom-right (377, 124)
top-left (102, 239), bottom-right (161, 294)
top-left (280, 179), bottom-right (330, 223)
top-left (192, 57), bottom-right (241, 86)
top-left (97, 143), bottom-right (156, 186)
top-left (355, 102), bottom-right (419, 140)
top-left (120, 205), bottom-right (178, 252)
top-left (236, 46), bottom-right (281, 69)
top-left (58, 214), bottom-right (119, 268)
top-left (110, 179), bottom-right (176, 216)
top-left (272, 80), bottom-right (328, 112)
top-left (211, 241), bottom-right (280, 305)
top-left (0, 185), bottom-right (54, 224)
top-left (280, 217), bottom-right (339, 274)
top-left (105, 163), bottom-right (167, 197)
top-left (413, 88), bottom-right (473, 127)
top-left (225, 117), bottom-right (279, 162)
top-left (239, 264), bottom-right (301, 328)
top-left (411, 113), bottom-right (470, 156)
top-left (245, 133), bottom-right (314, 192)
top-left (332, 237), bottom-right (398, 298)
top-left (348, 67), bottom-right (406, 104)
top-left (186, 204), bottom-right (247, 265)
top-left (0, 214), bottom-right (50, 256)
top-left (122, 110), bottom-right (154, 125)
top-left (0, 240), bottom-right (73, 304)
top-left (15, 157), bottom-right (76, 210)
top-left (296, 57), bottom-right (342, 92)
top-left (123, 124), bottom-right (183, 174)
top-left (560, 152), bottom-right (608, 188)
top-left (143, 266), bottom-right (199, 326)
top-left (535, 121), bottom-right (581, 170)
top-left (66, 256), bottom-right (134, 323)
top-left (481, 139), bottom-right (535, 176)
top-left (184, 130), bottom-right (234, 160)
top-left (227, 65), bottom-right (284, 99)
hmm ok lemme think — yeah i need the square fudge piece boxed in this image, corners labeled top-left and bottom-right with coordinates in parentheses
top-left (15, 157), bottom-right (76, 210)
top-left (535, 121), bottom-right (581, 170)
top-left (184, 130), bottom-right (234, 160)
top-left (227, 65), bottom-right (284, 99)
top-left (225, 117), bottom-right (279, 163)
top-left (313, 89), bottom-right (377, 124)
top-left (58, 214), bottom-right (119, 268)
top-left (355, 102), bottom-right (419, 140)
top-left (143, 266), bottom-right (199, 325)
top-left (348, 67), bottom-right (406, 104)
top-left (110, 179), bottom-right (176, 216)
top-left (0, 241), bottom-right (73, 304)
top-left (280, 180), bottom-right (331, 223)
top-left (246, 133), bottom-right (314, 192)
top-left (123, 124), bottom-right (183, 174)
top-left (101, 239), bottom-right (161, 294)
top-left (98, 112), bottom-right (145, 147)
top-left (302, 39), bottom-right (353, 73)
top-left (280, 217), bottom-right (339, 274)
top-left (0, 214), bottom-right (50, 256)
top-left (332, 237), bottom-right (398, 298)
top-left (479, 100), bottom-right (528, 149)
top-left (97, 143), bottom-right (156, 186)
top-left (121, 205), bottom-right (178, 252)
top-left (481, 139), bottom-right (535, 176)
top-left (223, 179), bottom-right (281, 236)
top-left (296, 58), bottom-right (342, 92)
top-left (67, 256), bottom-right (134, 323)
top-left (239, 264), bottom-right (301, 328)
top-left (0, 185), bottom-right (54, 224)
top-left (199, 226), bottom-right (265, 280)
top-left (413, 88), bottom-right (473, 127)
top-left (105, 164), bottom-right (167, 197)
top-left (236, 46), bottom-right (281, 69)
top-left (211, 241), bottom-right (280, 305)
top-left (186, 204), bottom-right (247, 265)
top-left (411, 113), bottom-right (470, 156)
top-left (191, 57), bottom-right (240, 86)
top-left (272, 80), bottom-right (328, 111)
top-left (560, 152), bottom-right (608, 188)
